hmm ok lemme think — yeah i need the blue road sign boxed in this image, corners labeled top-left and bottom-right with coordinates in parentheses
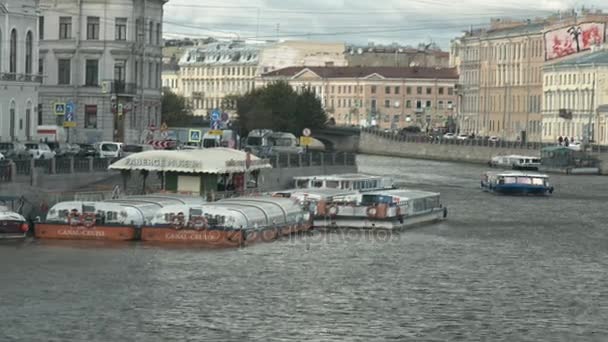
top-left (211, 109), bottom-right (220, 121)
top-left (65, 101), bottom-right (75, 122)
top-left (211, 121), bottom-right (220, 130)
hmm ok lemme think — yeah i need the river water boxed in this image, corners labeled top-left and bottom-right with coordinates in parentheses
top-left (1, 155), bottom-right (607, 341)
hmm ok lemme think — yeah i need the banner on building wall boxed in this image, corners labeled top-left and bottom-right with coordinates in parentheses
top-left (544, 22), bottom-right (606, 61)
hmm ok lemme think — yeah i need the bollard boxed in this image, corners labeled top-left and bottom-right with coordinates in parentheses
top-left (69, 157), bottom-right (75, 173)
top-left (89, 157), bottom-right (94, 172)
top-left (51, 158), bottom-right (56, 174)
top-left (10, 161), bottom-right (16, 182)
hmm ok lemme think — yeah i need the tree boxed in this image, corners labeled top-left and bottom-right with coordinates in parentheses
top-left (236, 81), bottom-right (327, 135)
top-left (161, 90), bottom-right (192, 126)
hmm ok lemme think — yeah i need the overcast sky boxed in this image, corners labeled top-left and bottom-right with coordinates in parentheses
top-left (164, 0), bottom-right (607, 48)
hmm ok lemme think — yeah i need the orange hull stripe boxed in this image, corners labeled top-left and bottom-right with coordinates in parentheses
top-left (35, 224), bottom-right (137, 241)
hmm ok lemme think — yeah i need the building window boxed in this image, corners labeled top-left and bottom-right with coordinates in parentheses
top-left (114, 59), bottom-right (126, 83)
top-left (25, 32), bottom-right (33, 74)
top-left (385, 86), bottom-right (391, 94)
top-left (59, 17), bottom-right (72, 39)
top-left (438, 100), bottom-right (444, 109)
top-left (85, 105), bottom-right (97, 128)
top-left (37, 104), bottom-right (43, 125)
top-left (38, 58), bottom-right (43, 75)
top-left (447, 100), bottom-right (453, 109)
top-left (85, 60), bottom-right (98, 86)
top-left (135, 18), bottom-right (142, 42)
top-left (438, 87), bottom-right (444, 95)
top-left (426, 87), bottom-right (432, 95)
top-left (448, 87), bottom-right (454, 95)
top-left (155, 63), bottom-right (160, 88)
top-left (115, 18), bottom-right (127, 40)
top-left (39, 16), bottom-right (44, 40)
top-left (87, 17), bottom-right (100, 40)
top-left (384, 100), bottom-right (390, 108)
top-left (371, 85), bottom-right (377, 94)
top-left (395, 86), bottom-right (400, 95)
top-left (406, 100), bottom-right (411, 108)
top-left (148, 62), bottom-right (153, 88)
top-left (416, 87), bottom-right (422, 94)
top-left (371, 99), bottom-right (377, 109)
top-left (416, 100), bottom-right (422, 109)
top-left (58, 59), bottom-right (71, 85)
top-left (426, 100), bottom-right (432, 108)
top-left (406, 87), bottom-right (411, 95)
top-left (156, 23), bottom-right (161, 45)
top-left (9, 29), bottom-right (17, 74)
top-left (149, 21), bottom-right (154, 44)
top-left (134, 61), bottom-right (139, 86)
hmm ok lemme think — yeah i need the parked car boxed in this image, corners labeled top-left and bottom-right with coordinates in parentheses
top-left (76, 144), bottom-right (97, 157)
top-left (46, 142), bottom-right (73, 157)
top-left (0, 142), bottom-right (30, 160)
top-left (442, 133), bottom-right (456, 139)
top-left (0, 152), bottom-right (4, 161)
top-left (122, 144), bottom-right (154, 157)
top-left (95, 142), bottom-right (123, 159)
top-left (24, 142), bottom-right (55, 160)
top-left (488, 136), bottom-right (500, 143)
top-left (456, 134), bottom-right (469, 140)
top-left (567, 141), bottom-right (582, 151)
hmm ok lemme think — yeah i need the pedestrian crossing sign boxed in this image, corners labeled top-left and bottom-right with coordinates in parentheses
top-left (189, 129), bottom-right (202, 142)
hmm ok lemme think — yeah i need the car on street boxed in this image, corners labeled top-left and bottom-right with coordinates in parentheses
top-left (442, 133), bottom-right (456, 139)
top-left (76, 144), bottom-right (97, 157)
top-left (46, 142), bottom-right (73, 157)
top-left (25, 142), bottom-right (55, 160)
top-left (567, 141), bottom-right (582, 151)
top-left (122, 144), bottom-right (154, 157)
top-left (488, 136), bottom-right (500, 143)
top-left (0, 142), bottom-right (30, 160)
top-left (95, 142), bottom-right (123, 159)
top-left (456, 134), bottom-right (469, 140)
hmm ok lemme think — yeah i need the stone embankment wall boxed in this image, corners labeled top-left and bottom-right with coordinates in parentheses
top-left (358, 132), bottom-right (540, 164)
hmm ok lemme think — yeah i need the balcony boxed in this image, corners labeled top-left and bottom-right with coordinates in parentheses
top-left (110, 81), bottom-right (138, 95)
top-left (0, 73), bottom-right (42, 83)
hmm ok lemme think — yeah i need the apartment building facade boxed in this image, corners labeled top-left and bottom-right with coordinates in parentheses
top-left (454, 11), bottom-right (608, 142)
top-left (258, 66), bottom-right (458, 130)
top-left (0, 0), bottom-right (41, 142)
top-left (542, 49), bottom-right (608, 145)
top-left (38, 0), bottom-right (166, 144)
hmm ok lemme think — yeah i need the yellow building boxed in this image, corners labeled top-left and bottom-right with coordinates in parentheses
top-left (258, 66), bottom-right (458, 130)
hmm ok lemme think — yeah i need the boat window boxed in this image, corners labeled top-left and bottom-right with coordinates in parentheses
top-left (413, 199), bottom-right (426, 212)
top-left (325, 181), bottom-right (339, 188)
top-left (312, 181), bottom-right (323, 188)
top-left (83, 205), bottom-right (95, 213)
top-left (426, 196), bottom-right (439, 209)
top-left (59, 209), bottom-right (69, 218)
top-left (517, 177), bottom-right (532, 184)
top-left (296, 179), bottom-right (309, 188)
top-left (361, 195), bottom-right (392, 205)
top-left (246, 137), bottom-right (263, 146)
top-left (190, 208), bottom-right (203, 217)
top-left (268, 137), bottom-right (294, 147)
top-left (503, 177), bottom-right (517, 184)
top-left (342, 181), bottom-right (350, 189)
top-left (532, 178), bottom-right (544, 185)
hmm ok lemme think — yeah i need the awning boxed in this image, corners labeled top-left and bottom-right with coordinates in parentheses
top-left (109, 148), bottom-right (272, 174)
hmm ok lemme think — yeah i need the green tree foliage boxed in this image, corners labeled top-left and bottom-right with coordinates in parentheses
top-left (236, 81), bottom-right (327, 135)
top-left (161, 90), bottom-right (192, 126)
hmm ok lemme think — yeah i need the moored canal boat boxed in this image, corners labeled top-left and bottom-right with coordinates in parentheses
top-left (481, 171), bottom-right (554, 196)
top-left (488, 155), bottom-right (541, 170)
top-left (314, 189), bottom-right (447, 230)
top-left (0, 198), bottom-right (29, 240)
top-left (293, 173), bottom-right (394, 192)
top-left (141, 196), bottom-right (311, 247)
top-left (37, 195), bottom-right (205, 241)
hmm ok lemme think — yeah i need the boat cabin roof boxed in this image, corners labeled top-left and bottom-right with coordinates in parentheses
top-left (293, 173), bottom-right (385, 181)
top-left (484, 171), bottom-right (549, 178)
top-left (362, 189), bottom-right (440, 201)
top-left (276, 188), bottom-right (358, 197)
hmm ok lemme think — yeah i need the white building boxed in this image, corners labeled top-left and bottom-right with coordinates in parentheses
top-left (257, 40), bottom-right (346, 74)
top-left (542, 48), bottom-right (608, 145)
top-left (178, 41), bottom-right (262, 117)
top-left (0, 0), bottom-right (41, 142)
top-left (38, 0), bottom-right (167, 144)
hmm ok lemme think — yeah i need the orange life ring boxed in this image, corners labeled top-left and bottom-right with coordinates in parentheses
top-left (366, 206), bottom-right (378, 218)
top-left (172, 212), bottom-right (186, 230)
top-left (327, 205), bottom-right (339, 217)
top-left (82, 213), bottom-right (97, 228)
top-left (190, 216), bottom-right (208, 231)
top-left (68, 210), bottom-right (81, 226)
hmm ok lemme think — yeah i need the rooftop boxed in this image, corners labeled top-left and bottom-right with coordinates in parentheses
top-left (179, 41), bottom-right (264, 66)
top-left (261, 66), bottom-right (459, 80)
top-left (550, 49), bottom-right (608, 67)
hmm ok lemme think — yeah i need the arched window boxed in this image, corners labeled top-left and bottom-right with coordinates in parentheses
top-left (10, 29), bottom-right (17, 74)
top-left (25, 31), bottom-right (33, 74)
top-left (9, 101), bottom-right (16, 141)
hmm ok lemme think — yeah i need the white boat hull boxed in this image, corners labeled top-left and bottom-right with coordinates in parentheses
top-left (313, 209), bottom-right (445, 230)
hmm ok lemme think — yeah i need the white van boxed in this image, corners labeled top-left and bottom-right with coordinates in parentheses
top-left (95, 142), bottom-right (123, 159)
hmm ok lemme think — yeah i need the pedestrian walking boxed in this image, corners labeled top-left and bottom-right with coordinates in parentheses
top-left (558, 136), bottom-right (564, 145)
top-left (564, 137), bottom-right (570, 147)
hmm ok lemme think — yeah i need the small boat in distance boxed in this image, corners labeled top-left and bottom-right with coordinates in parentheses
top-left (314, 189), bottom-right (447, 230)
top-left (481, 171), bottom-right (554, 196)
top-left (489, 155), bottom-right (541, 170)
